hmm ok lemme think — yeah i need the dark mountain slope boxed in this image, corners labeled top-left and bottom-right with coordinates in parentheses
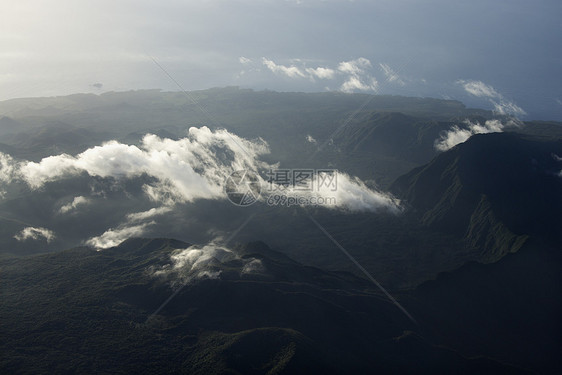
top-left (392, 132), bottom-right (562, 262)
top-left (409, 237), bottom-right (562, 374)
top-left (334, 112), bottom-right (452, 162)
top-left (0, 239), bottom-right (526, 374)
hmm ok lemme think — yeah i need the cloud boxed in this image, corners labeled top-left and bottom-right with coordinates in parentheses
top-left (492, 100), bottom-right (526, 117)
top-left (14, 226), bottom-right (56, 243)
top-left (3, 126), bottom-right (401, 248)
top-left (458, 80), bottom-right (526, 117)
top-left (305, 66), bottom-right (335, 80)
top-left (337, 57), bottom-right (372, 75)
top-left (459, 80), bottom-right (499, 98)
top-left (16, 126), bottom-right (269, 204)
top-left (379, 63), bottom-right (405, 86)
top-left (266, 171), bottom-right (401, 213)
top-left (152, 241), bottom-right (264, 286)
top-left (337, 58), bottom-right (378, 93)
top-left (59, 196), bottom-right (90, 214)
top-left (241, 258), bottom-right (265, 275)
top-left (0, 152), bottom-right (17, 183)
top-left (340, 76), bottom-right (378, 93)
top-left (262, 58), bottom-right (306, 78)
top-left (553, 154), bottom-right (562, 178)
top-left (325, 172), bottom-right (400, 212)
top-left (256, 57), bottom-right (379, 92)
top-left (435, 119), bottom-right (517, 151)
top-left (126, 206), bottom-right (173, 223)
top-left (306, 134), bottom-right (317, 144)
top-left (85, 206), bottom-right (172, 249)
top-left (8, 127), bottom-right (398, 212)
top-left (85, 222), bottom-right (155, 249)
top-left (239, 56), bottom-right (252, 64)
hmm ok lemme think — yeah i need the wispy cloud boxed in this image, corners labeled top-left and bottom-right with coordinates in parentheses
top-left (85, 207), bottom-right (173, 249)
top-left (435, 119), bottom-right (518, 151)
top-left (3, 126), bottom-right (402, 248)
top-left (86, 222), bottom-right (155, 249)
top-left (59, 196), bottom-right (90, 214)
top-left (270, 171), bottom-right (401, 213)
top-left (248, 57), bottom-right (380, 93)
top-left (340, 75), bottom-right (378, 93)
top-left (553, 153), bottom-right (562, 178)
top-left (305, 66), bottom-right (335, 80)
top-left (460, 80), bottom-right (499, 97)
top-left (0, 153), bottom-right (17, 183)
top-left (126, 206), bottom-right (173, 223)
top-left (337, 58), bottom-right (378, 92)
top-left (262, 58), bottom-right (306, 78)
top-left (337, 57), bottom-right (371, 75)
top-left (152, 241), bottom-right (265, 286)
top-left (306, 134), bottom-right (317, 144)
top-left (379, 63), bottom-right (405, 86)
top-left (14, 226), bottom-right (56, 243)
top-left (458, 80), bottom-right (526, 117)
top-left (239, 56), bottom-right (252, 65)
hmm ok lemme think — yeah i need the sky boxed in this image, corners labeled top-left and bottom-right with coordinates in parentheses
top-left (1, 0), bottom-right (561, 120)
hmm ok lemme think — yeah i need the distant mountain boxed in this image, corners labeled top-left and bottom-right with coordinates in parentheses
top-left (0, 238), bottom-right (529, 374)
top-left (392, 132), bottom-right (562, 263)
top-left (0, 116), bottom-right (21, 136)
top-left (333, 112), bottom-right (448, 161)
top-left (1, 121), bottom-right (110, 160)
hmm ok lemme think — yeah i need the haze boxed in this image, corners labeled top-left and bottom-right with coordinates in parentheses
top-left (1, 0), bottom-right (560, 120)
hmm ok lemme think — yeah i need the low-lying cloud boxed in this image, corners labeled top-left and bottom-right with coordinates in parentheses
top-left (14, 226), bottom-right (56, 243)
top-left (1, 126), bottom-right (402, 249)
top-left (435, 119), bottom-right (518, 151)
top-left (15, 127), bottom-right (269, 203)
top-left (267, 171), bottom-right (401, 213)
top-left (85, 206), bottom-right (172, 249)
top-left (86, 221), bottom-right (155, 249)
top-left (152, 241), bottom-right (265, 286)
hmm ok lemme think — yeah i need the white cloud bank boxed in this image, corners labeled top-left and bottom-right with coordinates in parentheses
top-left (1, 126), bottom-right (401, 248)
top-left (14, 226), bottom-right (56, 243)
top-left (2, 127), bottom-right (399, 214)
top-left (266, 171), bottom-right (401, 213)
top-left (435, 119), bottom-right (518, 151)
top-left (16, 127), bottom-right (269, 203)
top-left (458, 80), bottom-right (526, 117)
